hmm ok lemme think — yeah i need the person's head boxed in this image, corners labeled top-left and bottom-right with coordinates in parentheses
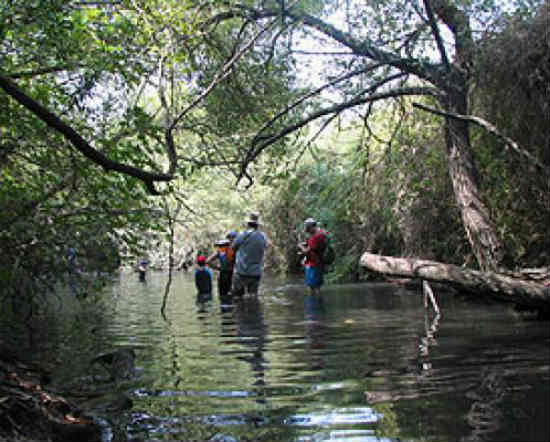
top-left (304, 217), bottom-right (317, 234)
top-left (215, 239), bottom-right (230, 249)
top-left (226, 230), bottom-right (237, 240)
top-left (246, 212), bottom-right (261, 229)
top-left (197, 255), bottom-right (206, 267)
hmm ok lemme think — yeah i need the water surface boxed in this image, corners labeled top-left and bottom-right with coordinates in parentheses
top-left (2, 271), bottom-right (549, 442)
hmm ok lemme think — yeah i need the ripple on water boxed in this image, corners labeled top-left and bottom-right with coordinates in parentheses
top-left (6, 273), bottom-right (548, 442)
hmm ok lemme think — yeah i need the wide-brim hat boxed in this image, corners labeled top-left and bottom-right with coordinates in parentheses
top-left (245, 212), bottom-right (262, 225)
top-left (215, 239), bottom-right (231, 246)
top-left (304, 217), bottom-right (317, 228)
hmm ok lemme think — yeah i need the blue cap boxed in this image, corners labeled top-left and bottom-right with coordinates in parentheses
top-left (226, 230), bottom-right (237, 239)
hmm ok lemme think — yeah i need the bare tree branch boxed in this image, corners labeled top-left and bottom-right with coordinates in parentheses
top-left (168, 14), bottom-right (281, 133)
top-left (412, 102), bottom-right (549, 174)
top-left (252, 74), bottom-right (427, 149)
top-left (422, 0), bottom-right (451, 69)
top-left (238, 86), bottom-right (440, 181)
top-left (252, 63), bottom-right (390, 144)
top-left (429, 0), bottom-right (473, 70)
top-left (238, 4), bottom-right (440, 83)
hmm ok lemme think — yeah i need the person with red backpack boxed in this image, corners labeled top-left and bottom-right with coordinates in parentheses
top-left (298, 217), bottom-right (329, 296)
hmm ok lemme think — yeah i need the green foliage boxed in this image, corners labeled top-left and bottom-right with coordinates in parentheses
top-left (0, 0), bottom-right (182, 305)
top-left (0, 0), bottom-right (302, 307)
top-left (257, 93), bottom-right (479, 280)
top-left (1, 0), bottom-right (548, 312)
top-left (471, 1), bottom-right (550, 267)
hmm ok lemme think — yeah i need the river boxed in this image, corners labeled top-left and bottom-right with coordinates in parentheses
top-left (2, 270), bottom-right (549, 442)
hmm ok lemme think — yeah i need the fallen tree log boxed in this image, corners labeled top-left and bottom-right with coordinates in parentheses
top-left (360, 252), bottom-right (550, 310)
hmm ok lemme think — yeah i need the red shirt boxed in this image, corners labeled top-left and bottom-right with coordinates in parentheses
top-left (304, 229), bottom-right (327, 267)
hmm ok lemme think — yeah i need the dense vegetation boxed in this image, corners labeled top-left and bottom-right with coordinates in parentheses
top-left (1, 0), bottom-right (548, 308)
top-left (1, 2), bottom-right (548, 441)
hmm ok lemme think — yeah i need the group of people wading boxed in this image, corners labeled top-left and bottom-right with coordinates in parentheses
top-left (194, 213), bottom-right (331, 301)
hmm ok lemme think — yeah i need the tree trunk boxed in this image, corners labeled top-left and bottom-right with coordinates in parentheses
top-left (360, 252), bottom-right (550, 309)
top-left (441, 88), bottom-right (504, 272)
top-left (427, 0), bottom-right (505, 272)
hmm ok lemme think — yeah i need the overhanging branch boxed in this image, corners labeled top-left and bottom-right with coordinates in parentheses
top-left (238, 86), bottom-right (440, 181)
top-left (422, 0), bottom-right (451, 69)
top-left (252, 63), bottom-right (389, 145)
top-left (0, 73), bottom-right (173, 195)
top-left (239, 4), bottom-right (439, 82)
top-left (413, 102), bottom-right (549, 174)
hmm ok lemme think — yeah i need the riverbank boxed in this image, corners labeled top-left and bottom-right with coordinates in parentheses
top-left (0, 345), bottom-right (102, 442)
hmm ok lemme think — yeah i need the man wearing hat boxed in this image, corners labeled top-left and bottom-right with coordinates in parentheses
top-left (230, 212), bottom-right (268, 297)
top-left (298, 217), bottom-right (328, 296)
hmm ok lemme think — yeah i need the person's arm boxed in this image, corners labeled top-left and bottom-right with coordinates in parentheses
top-left (194, 269), bottom-right (200, 290)
top-left (205, 251), bottom-right (219, 269)
top-left (231, 230), bottom-right (248, 251)
top-left (297, 241), bottom-right (310, 254)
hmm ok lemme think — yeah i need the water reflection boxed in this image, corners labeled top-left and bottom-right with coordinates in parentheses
top-left (232, 296), bottom-right (268, 404)
top-left (461, 368), bottom-right (504, 442)
top-left (419, 311), bottom-right (441, 369)
top-left (304, 294), bottom-right (327, 372)
top-left (2, 273), bottom-right (549, 442)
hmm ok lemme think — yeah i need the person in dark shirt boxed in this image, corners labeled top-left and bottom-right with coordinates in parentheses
top-left (194, 255), bottom-right (213, 301)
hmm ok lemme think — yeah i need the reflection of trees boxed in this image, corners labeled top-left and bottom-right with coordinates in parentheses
top-left (461, 369), bottom-right (504, 442)
top-left (366, 308), bottom-right (516, 442)
top-left (365, 310), bottom-right (443, 404)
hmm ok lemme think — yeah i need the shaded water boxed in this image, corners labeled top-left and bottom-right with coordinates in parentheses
top-left (2, 271), bottom-right (549, 442)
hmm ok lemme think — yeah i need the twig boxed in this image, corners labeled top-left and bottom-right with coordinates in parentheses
top-left (422, 280), bottom-right (440, 315)
top-left (160, 201), bottom-right (181, 320)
